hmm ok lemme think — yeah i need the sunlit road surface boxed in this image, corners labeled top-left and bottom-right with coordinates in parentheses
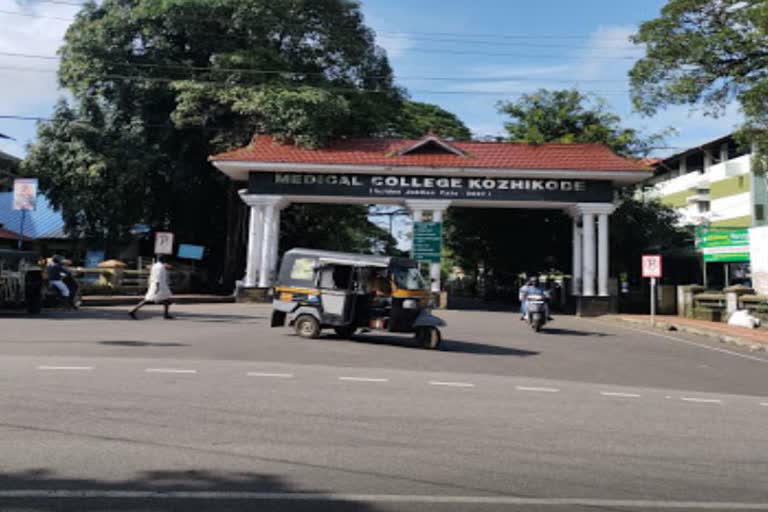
top-left (0, 304), bottom-right (767, 511)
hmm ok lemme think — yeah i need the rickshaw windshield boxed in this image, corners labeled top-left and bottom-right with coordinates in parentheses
top-left (392, 266), bottom-right (427, 291)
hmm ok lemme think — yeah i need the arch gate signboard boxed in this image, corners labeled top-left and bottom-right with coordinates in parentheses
top-left (210, 135), bottom-right (650, 314)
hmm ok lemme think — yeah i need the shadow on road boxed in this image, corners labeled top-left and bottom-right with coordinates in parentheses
top-left (538, 328), bottom-right (610, 337)
top-left (0, 469), bottom-right (382, 511)
top-left (318, 333), bottom-right (539, 356)
top-left (1, 308), bottom-right (265, 324)
top-left (99, 340), bottom-right (188, 347)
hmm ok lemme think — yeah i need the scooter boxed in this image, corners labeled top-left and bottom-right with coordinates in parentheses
top-left (43, 274), bottom-right (82, 310)
top-left (526, 294), bottom-right (548, 332)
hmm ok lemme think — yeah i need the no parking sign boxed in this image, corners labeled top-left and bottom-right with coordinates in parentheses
top-left (154, 232), bottom-right (175, 255)
top-left (641, 255), bottom-right (662, 278)
top-left (642, 254), bottom-right (662, 324)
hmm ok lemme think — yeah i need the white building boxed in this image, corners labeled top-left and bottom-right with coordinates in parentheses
top-left (644, 134), bottom-right (766, 229)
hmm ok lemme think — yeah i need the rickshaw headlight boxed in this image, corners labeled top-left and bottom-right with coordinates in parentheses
top-left (403, 299), bottom-right (418, 309)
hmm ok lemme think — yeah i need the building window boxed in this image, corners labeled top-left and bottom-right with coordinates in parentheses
top-left (738, 176), bottom-right (745, 188)
top-left (756, 204), bottom-right (765, 221)
top-left (698, 202), bottom-right (710, 214)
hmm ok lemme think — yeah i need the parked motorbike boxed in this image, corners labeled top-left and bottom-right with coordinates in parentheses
top-left (526, 294), bottom-right (548, 332)
top-left (43, 274), bottom-right (82, 310)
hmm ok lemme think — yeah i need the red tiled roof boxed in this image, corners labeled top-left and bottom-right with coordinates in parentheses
top-left (209, 136), bottom-right (648, 172)
top-left (0, 227), bottom-right (30, 241)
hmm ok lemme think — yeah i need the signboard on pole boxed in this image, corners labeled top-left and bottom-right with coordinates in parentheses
top-left (12, 178), bottom-right (38, 211)
top-left (642, 254), bottom-right (662, 325)
top-left (695, 226), bottom-right (750, 262)
top-left (177, 244), bottom-right (205, 260)
top-left (641, 254), bottom-right (663, 278)
top-left (154, 232), bottom-right (174, 255)
top-left (412, 222), bottom-right (442, 263)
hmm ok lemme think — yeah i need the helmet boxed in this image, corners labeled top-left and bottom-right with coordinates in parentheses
top-left (52, 255), bottom-right (62, 264)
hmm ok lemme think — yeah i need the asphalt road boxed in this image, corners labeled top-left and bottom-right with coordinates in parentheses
top-left (0, 304), bottom-right (767, 511)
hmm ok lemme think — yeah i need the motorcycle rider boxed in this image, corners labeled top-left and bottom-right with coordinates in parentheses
top-left (518, 276), bottom-right (552, 321)
top-left (46, 255), bottom-right (77, 309)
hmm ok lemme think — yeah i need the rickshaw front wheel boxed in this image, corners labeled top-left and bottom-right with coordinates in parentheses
top-left (295, 315), bottom-right (321, 339)
top-left (415, 326), bottom-right (441, 350)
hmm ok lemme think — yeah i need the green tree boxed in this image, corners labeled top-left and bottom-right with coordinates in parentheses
top-left (609, 195), bottom-right (692, 280)
top-left (391, 101), bottom-right (472, 140)
top-left (499, 88), bottom-right (667, 156)
top-left (22, 0), bottom-right (404, 284)
top-left (446, 88), bottom-right (681, 289)
top-left (629, 0), bottom-right (768, 165)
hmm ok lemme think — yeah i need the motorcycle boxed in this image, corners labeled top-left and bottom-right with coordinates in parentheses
top-left (526, 293), bottom-right (548, 332)
top-left (43, 274), bottom-right (82, 310)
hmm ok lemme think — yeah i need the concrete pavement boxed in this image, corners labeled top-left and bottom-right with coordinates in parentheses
top-left (0, 304), bottom-right (767, 511)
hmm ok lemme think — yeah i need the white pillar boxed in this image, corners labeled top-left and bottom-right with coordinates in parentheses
top-left (268, 206), bottom-right (282, 283)
top-left (598, 213), bottom-right (609, 296)
top-left (244, 205), bottom-right (264, 287)
top-left (258, 204), bottom-right (276, 288)
top-left (582, 212), bottom-right (596, 296)
top-left (572, 217), bottom-right (582, 296)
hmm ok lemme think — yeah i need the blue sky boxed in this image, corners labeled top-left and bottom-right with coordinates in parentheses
top-left (0, 0), bottom-right (743, 160)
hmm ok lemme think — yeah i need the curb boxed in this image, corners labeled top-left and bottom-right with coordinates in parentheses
top-left (82, 296), bottom-right (236, 307)
top-left (607, 316), bottom-right (768, 353)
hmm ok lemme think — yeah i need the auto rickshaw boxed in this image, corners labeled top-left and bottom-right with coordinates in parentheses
top-left (271, 248), bottom-right (445, 349)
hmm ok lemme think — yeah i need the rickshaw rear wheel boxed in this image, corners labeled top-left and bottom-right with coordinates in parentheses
top-left (295, 315), bottom-right (321, 339)
top-left (416, 326), bottom-right (441, 350)
top-left (333, 326), bottom-right (356, 339)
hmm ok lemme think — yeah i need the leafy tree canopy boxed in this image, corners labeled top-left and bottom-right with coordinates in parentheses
top-left (498, 88), bottom-right (668, 156)
top-left (391, 101), bottom-right (472, 140)
top-left (629, 0), bottom-right (768, 166)
top-left (446, 88), bottom-right (683, 287)
top-left (22, 0), bottom-right (405, 278)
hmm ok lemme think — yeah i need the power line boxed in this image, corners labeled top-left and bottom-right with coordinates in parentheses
top-left (377, 34), bottom-right (637, 51)
top-left (0, 51), bottom-right (631, 82)
top-left (0, 9), bottom-right (642, 59)
top-left (0, 8), bottom-right (73, 21)
top-left (0, 67), bottom-right (632, 95)
top-left (0, 6), bottom-right (636, 42)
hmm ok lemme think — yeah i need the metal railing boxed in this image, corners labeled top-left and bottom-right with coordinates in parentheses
top-left (70, 268), bottom-right (195, 295)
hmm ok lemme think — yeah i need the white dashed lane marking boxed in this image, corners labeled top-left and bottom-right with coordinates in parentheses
top-left (338, 377), bottom-right (389, 383)
top-left (515, 386), bottom-right (560, 393)
top-left (36, 366), bottom-right (93, 371)
top-left (429, 381), bottom-right (475, 388)
top-left (680, 397), bottom-right (723, 404)
top-left (144, 368), bottom-right (197, 374)
top-left (600, 391), bottom-right (641, 398)
top-left (24, 363), bottom-right (768, 409)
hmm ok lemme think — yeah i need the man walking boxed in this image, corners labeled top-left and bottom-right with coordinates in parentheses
top-left (129, 257), bottom-right (174, 319)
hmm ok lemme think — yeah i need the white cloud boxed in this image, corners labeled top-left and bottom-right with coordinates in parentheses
top-left (0, 137), bottom-right (25, 159)
top-left (376, 33), bottom-right (416, 59)
top-left (0, 1), bottom-right (72, 114)
top-left (574, 25), bottom-right (642, 81)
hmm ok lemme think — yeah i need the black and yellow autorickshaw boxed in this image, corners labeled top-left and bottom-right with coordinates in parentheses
top-left (271, 248), bottom-right (445, 349)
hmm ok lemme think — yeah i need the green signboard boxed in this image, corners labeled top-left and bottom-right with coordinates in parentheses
top-left (695, 227), bottom-right (750, 263)
top-left (413, 222), bottom-right (442, 263)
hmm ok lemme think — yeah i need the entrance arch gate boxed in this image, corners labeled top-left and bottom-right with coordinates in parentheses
top-left (210, 135), bottom-right (650, 313)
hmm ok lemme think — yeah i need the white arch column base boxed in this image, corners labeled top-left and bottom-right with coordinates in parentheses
top-left (570, 203), bottom-right (616, 316)
top-left (239, 193), bottom-right (289, 289)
